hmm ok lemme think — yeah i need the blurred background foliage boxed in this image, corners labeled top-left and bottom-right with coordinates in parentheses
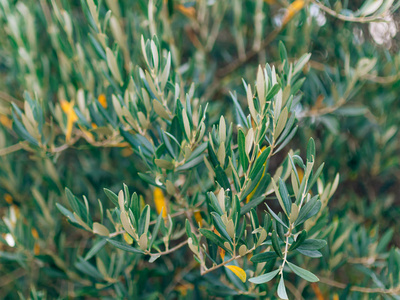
top-left (0, 0), bottom-right (399, 299)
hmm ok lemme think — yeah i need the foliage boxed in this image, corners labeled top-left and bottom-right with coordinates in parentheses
top-left (0, 0), bottom-right (399, 299)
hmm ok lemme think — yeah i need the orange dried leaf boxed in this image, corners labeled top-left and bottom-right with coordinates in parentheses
top-left (98, 94), bottom-right (108, 108)
top-left (220, 248), bottom-right (225, 261)
top-left (0, 115), bottom-right (12, 129)
top-left (194, 211), bottom-right (203, 224)
top-left (4, 193), bottom-right (13, 204)
top-left (176, 4), bottom-right (196, 18)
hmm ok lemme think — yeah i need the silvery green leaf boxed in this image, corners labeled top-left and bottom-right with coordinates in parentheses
top-left (249, 269), bottom-right (279, 284)
top-left (287, 262), bottom-right (319, 282)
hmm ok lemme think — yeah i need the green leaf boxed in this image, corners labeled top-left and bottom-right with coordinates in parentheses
top-left (307, 163), bottom-right (324, 191)
top-left (75, 257), bottom-right (104, 280)
top-left (56, 203), bottom-right (78, 225)
top-left (279, 41), bottom-right (288, 66)
top-left (241, 196), bottom-right (265, 215)
top-left (208, 192), bottom-right (224, 216)
top-left (249, 146), bottom-right (271, 179)
top-left (274, 125), bottom-right (298, 154)
top-left (230, 91), bottom-right (247, 128)
top-left (199, 229), bottom-right (230, 252)
top-left (249, 269), bottom-right (279, 284)
top-left (104, 188), bottom-right (119, 206)
top-left (238, 128), bottom-right (248, 170)
top-left (250, 251), bottom-right (278, 263)
top-left (266, 205), bottom-right (289, 229)
top-left (293, 53), bottom-right (311, 76)
top-left (278, 178), bottom-right (292, 215)
top-left (297, 239), bottom-right (327, 251)
top-left (289, 230), bottom-right (307, 251)
top-left (334, 106), bottom-right (368, 116)
top-left (266, 84), bottom-right (281, 101)
top-left (215, 165), bottom-right (230, 190)
top-left (149, 209), bottom-right (163, 250)
top-left (211, 212), bottom-right (233, 243)
top-left (138, 205), bottom-right (150, 236)
top-left (287, 262), bottom-right (319, 282)
top-left (84, 239), bottom-right (107, 260)
top-left (106, 239), bottom-right (143, 253)
top-left (277, 275), bottom-right (288, 299)
top-left (294, 197), bottom-right (319, 226)
top-left (175, 155), bottom-right (205, 171)
top-left (306, 137), bottom-right (315, 163)
top-left (296, 249), bottom-right (322, 257)
top-left (65, 188), bottom-right (85, 220)
top-left (271, 231), bottom-right (283, 258)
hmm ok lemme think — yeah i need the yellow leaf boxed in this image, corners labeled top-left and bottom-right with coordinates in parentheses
top-left (225, 265), bottom-right (247, 283)
top-left (333, 294), bottom-right (339, 300)
top-left (153, 187), bottom-right (167, 218)
top-left (60, 100), bottom-right (78, 122)
top-left (297, 166), bottom-right (304, 183)
top-left (282, 0), bottom-right (305, 25)
top-left (123, 232), bottom-right (134, 244)
top-left (31, 228), bottom-right (39, 239)
top-left (60, 100), bottom-right (78, 142)
top-left (33, 243), bottom-right (40, 255)
top-left (98, 94), bottom-right (108, 108)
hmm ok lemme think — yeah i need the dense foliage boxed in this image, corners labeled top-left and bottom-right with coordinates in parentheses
top-left (0, 0), bottom-right (399, 299)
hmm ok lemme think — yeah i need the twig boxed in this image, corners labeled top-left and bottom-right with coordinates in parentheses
top-left (299, 97), bottom-right (346, 118)
top-left (151, 239), bottom-right (188, 256)
top-left (309, 60), bottom-right (400, 84)
top-left (0, 91), bottom-right (24, 108)
top-left (312, 1), bottom-right (386, 23)
top-left (285, 280), bottom-right (304, 300)
top-left (0, 268), bottom-right (26, 288)
top-left (203, 6), bottom-right (304, 102)
top-left (319, 277), bottom-right (400, 295)
top-left (165, 260), bottom-right (198, 295)
top-left (0, 143), bottom-right (23, 156)
top-left (200, 247), bottom-right (254, 276)
top-left (201, 255), bottom-right (239, 275)
top-left (216, 27), bottom-right (282, 79)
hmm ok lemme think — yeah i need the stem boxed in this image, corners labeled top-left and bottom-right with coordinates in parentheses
top-left (279, 224), bottom-right (293, 274)
top-left (200, 247), bottom-right (255, 276)
top-left (149, 239), bottom-right (188, 256)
